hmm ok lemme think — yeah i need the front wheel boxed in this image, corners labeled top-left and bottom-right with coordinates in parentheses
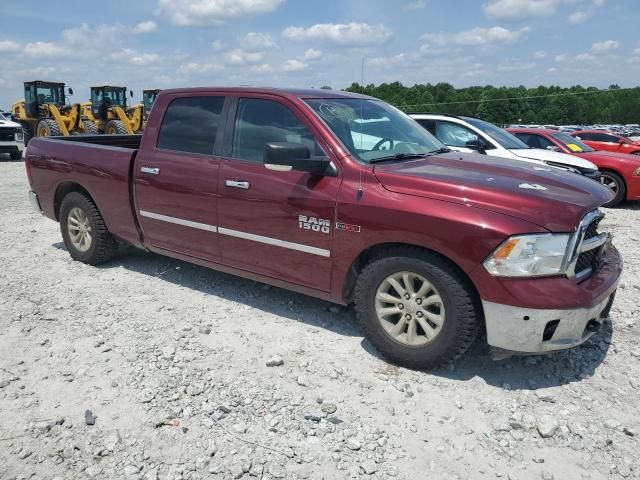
top-left (600, 171), bottom-right (626, 207)
top-left (59, 192), bottom-right (117, 265)
top-left (354, 248), bottom-right (480, 369)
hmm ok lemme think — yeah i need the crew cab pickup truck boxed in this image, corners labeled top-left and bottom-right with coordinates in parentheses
top-left (25, 87), bottom-right (622, 369)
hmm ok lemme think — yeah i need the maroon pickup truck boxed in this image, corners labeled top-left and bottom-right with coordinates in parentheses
top-left (25, 87), bottom-right (622, 369)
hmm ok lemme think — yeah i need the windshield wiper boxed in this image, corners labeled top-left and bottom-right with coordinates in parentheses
top-left (369, 152), bottom-right (430, 164)
top-left (427, 147), bottom-right (452, 154)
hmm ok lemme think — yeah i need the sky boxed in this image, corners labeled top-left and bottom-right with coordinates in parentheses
top-left (1, 0), bottom-right (639, 109)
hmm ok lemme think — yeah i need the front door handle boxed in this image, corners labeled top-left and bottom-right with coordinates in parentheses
top-left (225, 180), bottom-right (250, 190)
top-left (141, 166), bottom-right (160, 175)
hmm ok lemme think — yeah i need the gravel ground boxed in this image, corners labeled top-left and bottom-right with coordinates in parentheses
top-left (1, 156), bottom-right (639, 480)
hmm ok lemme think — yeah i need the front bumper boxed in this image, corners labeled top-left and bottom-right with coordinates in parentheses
top-left (482, 246), bottom-right (622, 354)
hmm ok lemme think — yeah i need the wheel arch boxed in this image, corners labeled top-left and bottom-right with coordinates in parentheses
top-left (341, 241), bottom-right (482, 308)
top-left (53, 181), bottom-right (96, 221)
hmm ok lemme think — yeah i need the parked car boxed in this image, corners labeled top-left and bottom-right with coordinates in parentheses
top-left (25, 87), bottom-right (621, 369)
top-left (0, 111), bottom-right (25, 160)
top-left (410, 114), bottom-right (599, 179)
top-left (571, 130), bottom-right (640, 156)
top-left (509, 128), bottom-right (640, 207)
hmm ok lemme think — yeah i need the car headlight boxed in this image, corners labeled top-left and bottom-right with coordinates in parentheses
top-left (483, 233), bottom-right (571, 277)
top-left (15, 130), bottom-right (24, 142)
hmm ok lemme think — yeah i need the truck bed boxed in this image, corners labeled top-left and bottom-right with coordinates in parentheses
top-left (26, 135), bottom-right (142, 247)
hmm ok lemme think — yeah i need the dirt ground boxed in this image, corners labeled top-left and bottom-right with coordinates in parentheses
top-left (1, 156), bottom-right (638, 480)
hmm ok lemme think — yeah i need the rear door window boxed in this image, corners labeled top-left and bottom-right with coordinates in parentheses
top-left (156, 96), bottom-right (225, 155)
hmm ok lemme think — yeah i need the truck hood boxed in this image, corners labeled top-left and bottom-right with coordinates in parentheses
top-left (510, 148), bottom-right (598, 170)
top-left (373, 152), bottom-right (612, 232)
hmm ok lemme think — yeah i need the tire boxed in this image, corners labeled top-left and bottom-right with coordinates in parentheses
top-left (10, 152), bottom-right (22, 160)
top-left (105, 120), bottom-right (128, 135)
top-left (354, 247), bottom-right (480, 370)
top-left (81, 119), bottom-right (99, 135)
top-left (19, 122), bottom-right (33, 146)
top-left (59, 192), bottom-right (117, 265)
top-left (599, 171), bottom-right (626, 207)
top-left (36, 118), bottom-right (61, 137)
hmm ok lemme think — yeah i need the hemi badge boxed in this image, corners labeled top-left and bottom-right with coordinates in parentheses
top-left (336, 222), bottom-right (361, 233)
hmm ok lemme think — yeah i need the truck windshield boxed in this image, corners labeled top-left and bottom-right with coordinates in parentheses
top-left (35, 85), bottom-right (64, 105)
top-left (304, 98), bottom-right (444, 162)
top-left (104, 89), bottom-right (126, 107)
top-left (464, 117), bottom-right (529, 150)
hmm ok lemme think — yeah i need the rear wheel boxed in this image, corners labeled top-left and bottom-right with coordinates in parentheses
top-left (59, 192), bottom-right (117, 265)
top-left (82, 119), bottom-right (99, 135)
top-left (600, 171), bottom-right (626, 207)
top-left (105, 120), bottom-right (128, 135)
top-left (354, 248), bottom-right (480, 369)
top-left (36, 118), bottom-right (61, 137)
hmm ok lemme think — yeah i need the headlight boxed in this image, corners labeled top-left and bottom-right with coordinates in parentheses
top-left (15, 130), bottom-right (24, 142)
top-left (483, 233), bottom-right (571, 277)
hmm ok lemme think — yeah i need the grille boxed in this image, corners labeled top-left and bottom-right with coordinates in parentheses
top-left (0, 129), bottom-right (15, 142)
top-left (574, 215), bottom-right (604, 278)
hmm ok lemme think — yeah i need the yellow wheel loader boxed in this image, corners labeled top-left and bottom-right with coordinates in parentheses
top-left (11, 80), bottom-right (97, 144)
top-left (87, 86), bottom-right (145, 134)
top-left (142, 89), bottom-right (160, 122)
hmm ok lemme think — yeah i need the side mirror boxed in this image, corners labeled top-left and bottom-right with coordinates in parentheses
top-left (547, 145), bottom-right (561, 152)
top-left (619, 138), bottom-right (625, 144)
top-left (465, 139), bottom-right (486, 154)
top-left (263, 142), bottom-right (333, 175)
top-left (130, 90), bottom-right (134, 98)
top-left (68, 87), bottom-right (73, 95)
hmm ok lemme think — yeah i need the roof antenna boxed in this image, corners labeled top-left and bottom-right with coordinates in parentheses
top-left (357, 56), bottom-right (365, 202)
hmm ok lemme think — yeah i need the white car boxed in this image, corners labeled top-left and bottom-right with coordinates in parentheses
top-left (0, 112), bottom-right (25, 160)
top-left (410, 114), bottom-right (599, 180)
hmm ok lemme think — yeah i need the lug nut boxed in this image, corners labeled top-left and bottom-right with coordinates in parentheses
top-left (416, 298), bottom-right (422, 305)
top-left (417, 311), bottom-right (423, 318)
top-left (398, 304), bottom-right (404, 310)
top-left (404, 294), bottom-right (411, 300)
top-left (405, 314), bottom-right (411, 320)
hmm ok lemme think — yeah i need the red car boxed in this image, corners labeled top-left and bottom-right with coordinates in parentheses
top-left (570, 130), bottom-right (640, 156)
top-left (509, 128), bottom-right (640, 207)
top-left (25, 87), bottom-right (620, 368)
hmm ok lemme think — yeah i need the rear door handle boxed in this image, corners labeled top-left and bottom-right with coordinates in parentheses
top-left (225, 180), bottom-right (250, 190)
top-left (141, 166), bottom-right (160, 175)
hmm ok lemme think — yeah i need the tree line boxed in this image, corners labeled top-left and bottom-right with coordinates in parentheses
top-left (340, 82), bottom-right (640, 125)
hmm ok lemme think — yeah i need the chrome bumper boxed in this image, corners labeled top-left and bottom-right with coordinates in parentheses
top-left (483, 290), bottom-right (616, 354)
top-left (28, 190), bottom-right (42, 214)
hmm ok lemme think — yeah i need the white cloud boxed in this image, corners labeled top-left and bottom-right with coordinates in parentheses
top-left (158, 0), bottom-right (284, 26)
top-left (422, 26), bottom-right (530, 47)
top-left (590, 40), bottom-right (620, 53)
top-left (178, 62), bottom-right (225, 74)
top-left (282, 59), bottom-right (307, 71)
top-left (133, 20), bottom-right (157, 34)
top-left (568, 10), bottom-right (590, 23)
top-left (24, 42), bottom-right (66, 58)
top-left (224, 49), bottom-right (266, 65)
top-left (404, 0), bottom-right (427, 10)
top-left (497, 61), bottom-right (537, 72)
top-left (483, 0), bottom-right (558, 21)
top-left (303, 48), bottom-right (322, 60)
top-left (366, 53), bottom-right (408, 68)
top-left (592, 0), bottom-right (605, 6)
top-left (282, 22), bottom-right (392, 47)
top-left (0, 40), bottom-right (20, 52)
top-left (211, 40), bottom-right (224, 50)
top-left (250, 63), bottom-right (273, 74)
top-left (534, 50), bottom-right (548, 59)
top-left (241, 32), bottom-right (277, 51)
